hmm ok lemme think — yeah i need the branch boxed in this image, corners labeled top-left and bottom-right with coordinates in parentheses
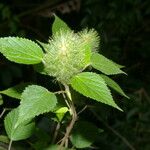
top-left (58, 84), bottom-right (77, 150)
top-left (51, 122), bottom-right (61, 144)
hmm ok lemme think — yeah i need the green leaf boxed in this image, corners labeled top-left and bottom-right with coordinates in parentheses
top-left (0, 82), bottom-right (31, 99)
top-left (0, 95), bottom-right (3, 105)
top-left (55, 107), bottom-right (68, 122)
top-left (52, 15), bottom-right (71, 34)
top-left (71, 121), bottom-right (99, 148)
top-left (71, 72), bottom-right (122, 110)
top-left (91, 53), bottom-right (125, 75)
top-left (0, 37), bottom-right (44, 64)
top-left (17, 85), bottom-right (57, 125)
top-left (100, 75), bottom-right (129, 98)
top-left (4, 109), bottom-right (35, 141)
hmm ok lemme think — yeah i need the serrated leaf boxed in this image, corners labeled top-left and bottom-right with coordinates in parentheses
top-left (0, 37), bottom-right (44, 64)
top-left (16, 85), bottom-right (57, 125)
top-left (71, 72), bottom-right (122, 110)
top-left (52, 15), bottom-right (71, 34)
top-left (91, 53), bottom-right (125, 75)
top-left (100, 74), bottom-right (129, 98)
top-left (4, 108), bottom-right (35, 141)
top-left (0, 82), bottom-right (31, 99)
top-left (71, 121), bottom-right (99, 148)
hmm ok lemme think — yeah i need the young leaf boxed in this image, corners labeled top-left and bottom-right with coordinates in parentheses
top-left (70, 72), bottom-right (122, 110)
top-left (91, 53), bottom-right (125, 75)
top-left (4, 108), bottom-right (35, 141)
top-left (70, 121), bottom-right (99, 148)
top-left (0, 37), bottom-right (44, 64)
top-left (52, 15), bottom-right (71, 34)
top-left (55, 107), bottom-right (68, 122)
top-left (0, 82), bottom-right (31, 99)
top-left (17, 85), bottom-right (57, 125)
top-left (100, 74), bottom-right (129, 98)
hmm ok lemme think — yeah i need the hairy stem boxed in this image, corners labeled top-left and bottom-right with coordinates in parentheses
top-left (58, 84), bottom-right (77, 150)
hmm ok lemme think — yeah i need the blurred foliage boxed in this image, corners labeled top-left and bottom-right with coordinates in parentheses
top-left (0, 0), bottom-right (150, 149)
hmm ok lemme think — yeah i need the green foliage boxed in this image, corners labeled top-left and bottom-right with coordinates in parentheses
top-left (0, 37), bottom-right (44, 64)
top-left (55, 107), bottom-right (68, 122)
top-left (71, 72), bottom-right (122, 110)
top-left (0, 14), bottom-right (128, 149)
top-left (16, 85), bottom-right (57, 125)
top-left (100, 74), bottom-right (129, 98)
top-left (0, 82), bottom-right (30, 99)
top-left (52, 14), bottom-right (71, 34)
top-left (4, 108), bottom-right (35, 141)
top-left (91, 53), bottom-right (125, 75)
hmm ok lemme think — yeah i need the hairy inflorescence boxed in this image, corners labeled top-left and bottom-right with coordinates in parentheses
top-left (43, 29), bottom-right (100, 83)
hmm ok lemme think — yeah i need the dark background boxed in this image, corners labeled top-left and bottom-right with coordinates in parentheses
top-left (0, 0), bottom-right (150, 150)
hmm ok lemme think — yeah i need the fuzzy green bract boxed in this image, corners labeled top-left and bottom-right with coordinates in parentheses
top-left (43, 29), bottom-right (99, 83)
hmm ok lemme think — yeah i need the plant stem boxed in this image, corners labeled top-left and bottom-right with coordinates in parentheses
top-left (51, 122), bottom-right (60, 144)
top-left (58, 84), bottom-right (77, 150)
top-left (8, 140), bottom-right (12, 150)
top-left (0, 108), bottom-right (6, 119)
